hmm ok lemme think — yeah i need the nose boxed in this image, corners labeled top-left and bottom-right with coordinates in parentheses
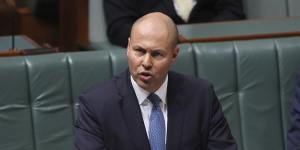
top-left (142, 53), bottom-right (152, 70)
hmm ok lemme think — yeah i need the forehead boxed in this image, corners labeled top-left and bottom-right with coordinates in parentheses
top-left (131, 33), bottom-right (171, 52)
top-left (131, 22), bottom-right (172, 48)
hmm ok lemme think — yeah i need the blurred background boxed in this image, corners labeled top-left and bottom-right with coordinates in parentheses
top-left (1, 0), bottom-right (300, 51)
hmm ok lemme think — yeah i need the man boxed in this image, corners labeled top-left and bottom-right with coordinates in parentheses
top-left (288, 71), bottom-right (300, 150)
top-left (104, 0), bottom-right (245, 47)
top-left (74, 12), bottom-right (237, 150)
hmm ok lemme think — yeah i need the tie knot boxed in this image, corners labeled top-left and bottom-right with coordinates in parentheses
top-left (148, 93), bottom-right (161, 107)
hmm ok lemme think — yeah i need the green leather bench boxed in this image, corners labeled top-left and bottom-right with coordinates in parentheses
top-left (89, 17), bottom-right (300, 50)
top-left (1, 37), bottom-right (300, 150)
top-left (178, 18), bottom-right (300, 38)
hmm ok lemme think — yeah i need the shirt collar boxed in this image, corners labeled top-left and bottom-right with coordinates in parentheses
top-left (130, 75), bottom-right (168, 105)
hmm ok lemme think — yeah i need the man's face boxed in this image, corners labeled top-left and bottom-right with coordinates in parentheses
top-left (127, 26), bottom-right (178, 92)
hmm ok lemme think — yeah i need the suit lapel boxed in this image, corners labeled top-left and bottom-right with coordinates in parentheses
top-left (115, 70), bottom-right (185, 150)
top-left (116, 70), bottom-right (151, 150)
top-left (166, 72), bottom-right (185, 150)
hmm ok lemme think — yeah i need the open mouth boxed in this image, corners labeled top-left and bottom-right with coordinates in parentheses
top-left (139, 72), bottom-right (152, 82)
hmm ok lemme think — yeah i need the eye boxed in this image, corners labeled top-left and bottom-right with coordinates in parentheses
top-left (134, 48), bottom-right (146, 55)
top-left (151, 51), bottom-right (163, 58)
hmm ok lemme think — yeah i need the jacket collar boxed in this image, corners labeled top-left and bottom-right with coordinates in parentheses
top-left (166, 71), bottom-right (185, 150)
top-left (115, 69), bottom-right (185, 150)
top-left (115, 69), bottom-right (150, 150)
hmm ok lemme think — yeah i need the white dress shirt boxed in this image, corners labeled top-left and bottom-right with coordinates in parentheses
top-left (130, 75), bottom-right (168, 141)
top-left (173, 0), bottom-right (197, 22)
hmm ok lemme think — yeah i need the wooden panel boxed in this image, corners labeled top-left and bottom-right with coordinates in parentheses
top-left (17, 8), bottom-right (59, 47)
top-left (180, 31), bottom-right (300, 43)
top-left (60, 0), bottom-right (89, 51)
top-left (0, 0), bottom-right (20, 36)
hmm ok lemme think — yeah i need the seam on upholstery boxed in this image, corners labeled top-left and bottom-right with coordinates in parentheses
top-left (66, 54), bottom-right (76, 125)
top-left (274, 39), bottom-right (286, 149)
top-left (191, 43), bottom-right (199, 78)
top-left (285, 0), bottom-right (290, 17)
top-left (108, 50), bottom-right (114, 77)
top-left (233, 41), bottom-right (245, 150)
top-left (24, 57), bottom-right (37, 150)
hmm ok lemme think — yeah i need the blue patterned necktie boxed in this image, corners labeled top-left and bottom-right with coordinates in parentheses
top-left (148, 93), bottom-right (166, 150)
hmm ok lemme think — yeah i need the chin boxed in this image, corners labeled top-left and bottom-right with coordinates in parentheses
top-left (137, 81), bottom-right (152, 92)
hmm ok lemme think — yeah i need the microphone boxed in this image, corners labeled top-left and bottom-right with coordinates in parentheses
top-left (6, 0), bottom-right (16, 51)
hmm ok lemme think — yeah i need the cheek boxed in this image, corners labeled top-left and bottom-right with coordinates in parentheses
top-left (128, 58), bottom-right (140, 72)
top-left (154, 62), bottom-right (171, 75)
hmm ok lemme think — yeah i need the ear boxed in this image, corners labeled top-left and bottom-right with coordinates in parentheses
top-left (127, 38), bottom-right (131, 56)
top-left (171, 45), bottom-right (179, 63)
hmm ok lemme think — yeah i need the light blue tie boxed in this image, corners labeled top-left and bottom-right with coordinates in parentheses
top-left (148, 93), bottom-right (165, 150)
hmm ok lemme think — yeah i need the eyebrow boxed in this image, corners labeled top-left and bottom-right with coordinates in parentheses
top-left (131, 44), bottom-right (166, 52)
top-left (132, 45), bottom-right (145, 50)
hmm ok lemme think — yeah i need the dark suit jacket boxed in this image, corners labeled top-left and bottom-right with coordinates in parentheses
top-left (103, 0), bottom-right (245, 47)
top-left (288, 71), bottom-right (300, 150)
top-left (74, 70), bottom-right (237, 150)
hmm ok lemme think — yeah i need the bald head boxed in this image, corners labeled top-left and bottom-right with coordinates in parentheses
top-left (127, 12), bottom-right (180, 92)
top-left (130, 12), bottom-right (178, 49)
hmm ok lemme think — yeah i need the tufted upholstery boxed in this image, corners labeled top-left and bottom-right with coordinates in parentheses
top-left (0, 37), bottom-right (300, 150)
